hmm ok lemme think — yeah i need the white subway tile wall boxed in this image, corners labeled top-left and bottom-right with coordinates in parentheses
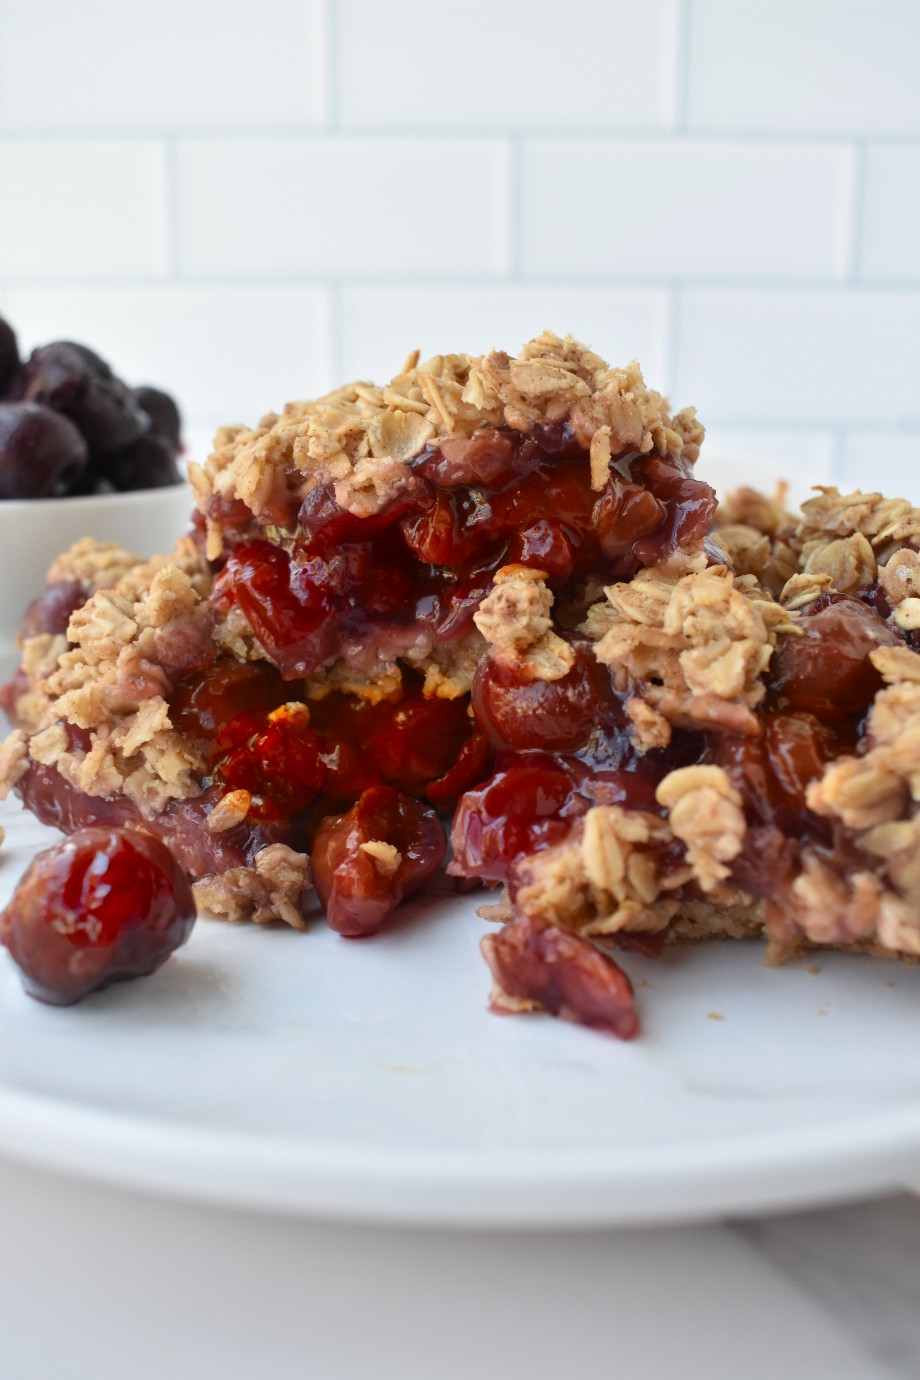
top-left (0, 0), bottom-right (916, 493)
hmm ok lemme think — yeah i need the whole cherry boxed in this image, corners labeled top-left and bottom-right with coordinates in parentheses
top-left (0, 827), bottom-right (196, 1005)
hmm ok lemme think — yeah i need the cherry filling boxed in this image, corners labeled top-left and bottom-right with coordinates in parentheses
top-left (209, 427), bottom-right (717, 679)
top-left (169, 667), bottom-right (490, 827)
top-left (453, 591), bottom-right (906, 919)
top-left (450, 643), bottom-right (704, 883)
top-left (716, 710), bottom-right (853, 839)
top-left (16, 759), bottom-right (292, 881)
top-left (767, 592), bottom-right (899, 720)
top-left (312, 786), bottom-right (446, 937)
top-left (471, 642), bottom-right (609, 753)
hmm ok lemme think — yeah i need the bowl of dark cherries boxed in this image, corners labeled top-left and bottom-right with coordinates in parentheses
top-left (0, 312), bottom-right (192, 645)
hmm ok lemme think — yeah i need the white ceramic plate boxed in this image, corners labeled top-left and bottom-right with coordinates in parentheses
top-left (0, 796), bottom-right (919, 1228)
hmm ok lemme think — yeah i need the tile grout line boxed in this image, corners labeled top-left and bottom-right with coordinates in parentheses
top-left (672, 0), bottom-right (692, 133)
top-left (328, 279), bottom-right (344, 386)
top-left (162, 135), bottom-right (182, 281)
top-left (321, 0), bottom-right (338, 131)
top-left (666, 286), bottom-right (682, 400)
top-left (3, 127), bottom-right (920, 145)
top-left (506, 136), bottom-right (522, 279)
top-left (846, 140), bottom-right (868, 282)
top-left (4, 274), bottom-right (920, 292)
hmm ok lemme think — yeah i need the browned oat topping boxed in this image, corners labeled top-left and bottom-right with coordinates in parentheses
top-left (511, 805), bottom-right (690, 938)
top-left (192, 844), bottom-right (313, 930)
top-left (583, 563), bottom-right (793, 736)
top-left (0, 538), bottom-right (214, 814)
top-left (191, 331), bottom-right (702, 556)
top-left (473, 565), bottom-right (575, 681)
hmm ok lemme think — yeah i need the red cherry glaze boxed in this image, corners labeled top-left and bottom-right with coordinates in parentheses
top-left (170, 657), bottom-right (289, 752)
top-left (481, 916), bottom-right (640, 1039)
top-left (311, 786), bottom-right (446, 937)
top-left (215, 703), bottom-right (327, 819)
top-left (505, 520), bottom-right (576, 580)
top-left (767, 594), bottom-right (899, 719)
top-left (400, 492), bottom-right (492, 566)
top-left (595, 477), bottom-right (665, 561)
top-left (471, 645), bottom-right (605, 753)
top-left (0, 827), bottom-right (195, 1005)
top-left (629, 453), bottom-right (717, 565)
top-left (717, 711), bottom-right (853, 835)
top-left (416, 429), bottom-right (519, 488)
top-left (425, 729), bottom-right (490, 810)
top-left (365, 694), bottom-right (476, 796)
top-left (448, 758), bottom-right (583, 882)
top-left (211, 542), bottom-right (335, 678)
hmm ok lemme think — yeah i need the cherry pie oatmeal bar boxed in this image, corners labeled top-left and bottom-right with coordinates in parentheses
top-left (3, 331), bottom-right (920, 1034)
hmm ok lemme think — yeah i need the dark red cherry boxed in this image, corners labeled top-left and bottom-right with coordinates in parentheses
top-left (216, 703), bottom-right (327, 818)
top-left (18, 580), bottom-right (88, 639)
top-left (416, 429), bottom-right (519, 488)
top-left (717, 710), bottom-right (852, 833)
top-left (170, 658), bottom-right (289, 753)
top-left (311, 786), bottom-right (446, 937)
top-left (210, 542), bottom-right (335, 677)
top-left (0, 401), bottom-right (88, 498)
top-left (472, 646), bottom-right (604, 753)
top-left (131, 384), bottom-right (182, 448)
top-left (594, 476), bottom-right (665, 560)
top-left (97, 431), bottom-right (181, 491)
top-left (400, 492), bottom-right (490, 565)
top-left (365, 692), bottom-right (476, 795)
top-left (505, 520), bottom-right (577, 580)
top-left (481, 916), bottom-right (640, 1039)
top-left (768, 594), bottom-right (899, 718)
top-left (0, 315), bottom-right (20, 396)
top-left (17, 342), bottom-right (147, 454)
top-left (0, 827), bottom-right (196, 1005)
top-left (448, 759), bottom-right (580, 882)
top-left (630, 454), bottom-right (717, 561)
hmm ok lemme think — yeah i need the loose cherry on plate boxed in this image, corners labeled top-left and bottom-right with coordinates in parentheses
top-left (0, 826), bottom-right (196, 1005)
top-left (481, 915), bottom-right (640, 1039)
top-left (311, 785), bottom-right (446, 937)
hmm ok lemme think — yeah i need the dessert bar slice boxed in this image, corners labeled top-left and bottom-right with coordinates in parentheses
top-left (3, 332), bottom-right (919, 1037)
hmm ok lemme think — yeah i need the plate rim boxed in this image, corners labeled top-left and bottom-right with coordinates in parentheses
top-left (1, 1081), bottom-right (918, 1227)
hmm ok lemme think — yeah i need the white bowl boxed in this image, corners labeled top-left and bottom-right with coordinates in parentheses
top-left (0, 482), bottom-right (194, 651)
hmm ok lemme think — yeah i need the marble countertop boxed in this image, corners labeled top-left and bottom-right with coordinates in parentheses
top-left (0, 1156), bottom-right (916, 1379)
